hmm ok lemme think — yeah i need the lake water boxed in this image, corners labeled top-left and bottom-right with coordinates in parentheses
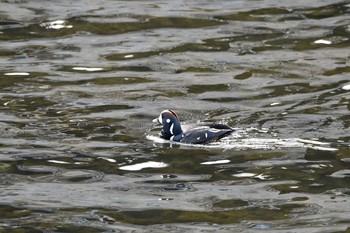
top-left (0, 0), bottom-right (349, 232)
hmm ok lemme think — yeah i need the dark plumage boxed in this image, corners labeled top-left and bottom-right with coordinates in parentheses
top-left (153, 110), bottom-right (234, 144)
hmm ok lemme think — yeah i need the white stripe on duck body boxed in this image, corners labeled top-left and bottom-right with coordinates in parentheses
top-left (153, 110), bottom-right (234, 144)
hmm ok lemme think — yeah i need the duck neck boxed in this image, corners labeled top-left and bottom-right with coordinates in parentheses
top-left (172, 121), bottom-right (183, 136)
top-left (161, 121), bottom-right (183, 140)
top-left (169, 121), bottom-right (183, 141)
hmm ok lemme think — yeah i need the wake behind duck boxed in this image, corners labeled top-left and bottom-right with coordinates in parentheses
top-left (149, 110), bottom-right (337, 151)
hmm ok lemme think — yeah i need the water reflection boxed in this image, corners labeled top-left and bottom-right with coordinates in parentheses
top-left (0, 0), bottom-right (349, 232)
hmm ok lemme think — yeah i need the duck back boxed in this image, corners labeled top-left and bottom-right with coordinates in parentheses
top-left (180, 125), bottom-right (234, 144)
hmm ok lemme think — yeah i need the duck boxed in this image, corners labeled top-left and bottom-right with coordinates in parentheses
top-left (152, 109), bottom-right (234, 144)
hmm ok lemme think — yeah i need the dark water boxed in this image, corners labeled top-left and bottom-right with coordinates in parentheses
top-left (1, 0), bottom-right (350, 232)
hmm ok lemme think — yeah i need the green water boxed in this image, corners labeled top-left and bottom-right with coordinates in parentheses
top-left (0, 0), bottom-right (349, 232)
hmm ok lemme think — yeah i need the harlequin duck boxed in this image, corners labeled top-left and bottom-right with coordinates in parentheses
top-left (152, 110), bottom-right (234, 144)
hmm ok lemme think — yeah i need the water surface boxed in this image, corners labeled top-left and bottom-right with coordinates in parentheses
top-left (0, 0), bottom-right (349, 232)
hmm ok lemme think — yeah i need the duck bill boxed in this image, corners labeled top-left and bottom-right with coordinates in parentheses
top-left (152, 118), bottom-right (160, 124)
top-left (152, 114), bottom-right (163, 124)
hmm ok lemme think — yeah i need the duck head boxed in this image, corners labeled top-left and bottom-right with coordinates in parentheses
top-left (153, 110), bottom-right (183, 140)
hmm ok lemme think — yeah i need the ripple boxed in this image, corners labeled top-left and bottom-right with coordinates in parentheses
top-left (72, 67), bottom-right (104, 72)
top-left (59, 170), bottom-right (104, 183)
top-left (4, 72), bottom-right (30, 76)
top-left (119, 161), bottom-right (168, 171)
top-left (161, 183), bottom-right (196, 192)
top-left (17, 165), bottom-right (61, 175)
top-left (314, 39), bottom-right (332, 45)
top-left (201, 159), bottom-right (230, 165)
top-left (40, 20), bottom-right (73, 30)
top-left (0, 0), bottom-right (349, 232)
top-left (329, 170), bottom-right (350, 178)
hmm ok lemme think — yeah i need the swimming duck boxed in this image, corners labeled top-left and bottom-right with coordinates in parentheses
top-left (152, 110), bottom-right (234, 144)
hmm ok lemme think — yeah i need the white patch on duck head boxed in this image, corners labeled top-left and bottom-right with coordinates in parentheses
top-left (166, 119), bottom-right (171, 123)
top-left (158, 110), bottom-right (171, 124)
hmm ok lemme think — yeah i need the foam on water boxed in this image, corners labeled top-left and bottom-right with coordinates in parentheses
top-left (146, 133), bottom-right (337, 151)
